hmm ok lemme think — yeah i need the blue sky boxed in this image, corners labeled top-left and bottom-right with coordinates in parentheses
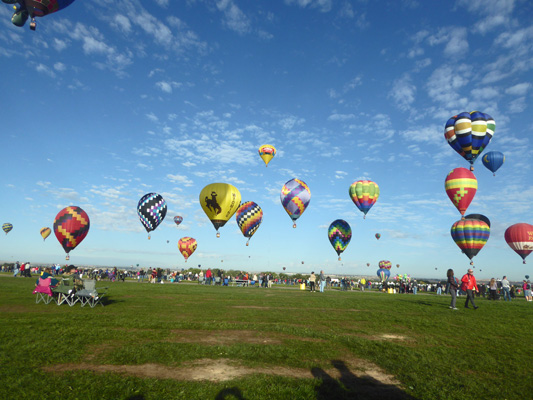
top-left (1, 0), bottom-right (532, 280)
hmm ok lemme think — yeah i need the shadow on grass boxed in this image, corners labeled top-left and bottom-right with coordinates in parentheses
top-left (312, 360), bottom-right (416, 400)
top-left (215, 387), bottom-right (245, 399)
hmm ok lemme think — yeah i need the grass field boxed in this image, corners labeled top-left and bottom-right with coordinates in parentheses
top-left (0, 275), bottom-right (531, 400)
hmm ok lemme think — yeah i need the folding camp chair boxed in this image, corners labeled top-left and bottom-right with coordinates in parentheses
top-left (75, 279), bottom-right (108, 308)
top-left (33, 277), bottom-right (54, 304)
top-left (53, 277), bottom-right (77, 306)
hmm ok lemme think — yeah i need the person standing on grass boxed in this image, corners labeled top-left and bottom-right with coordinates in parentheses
top-left (488, 278), bottom-right (498, 300)
top-left (523, 280), bottom-right (532, 302)
top-left (461, 268), bottom-right (479, 309)
top-left (447, 269), bottom-right (459, 310)
top-left (319, 270), bottom-right (326, 293)
top-left (501, 276), bottom-right (511, 301)
top-left (436, 281), bottom-right (442, 295)
top-left (309, 272), bottom-right (316, 292)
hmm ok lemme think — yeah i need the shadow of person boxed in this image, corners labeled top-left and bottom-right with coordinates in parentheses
top-left (215, 387), bottom-right (245, 400)
top-left (312, 359), bottom-right (416, 400)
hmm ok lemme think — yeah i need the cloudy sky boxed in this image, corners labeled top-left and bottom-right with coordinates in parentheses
top-left (1, 0), bottom-right (532, 280)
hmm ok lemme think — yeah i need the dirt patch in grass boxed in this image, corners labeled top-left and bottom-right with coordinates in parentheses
top-left (167, 329), bottom-right (325, 345)
top-left (0, 305), bottom-right (36, 313)
top-left (44, 356), bottom-right (401, 386)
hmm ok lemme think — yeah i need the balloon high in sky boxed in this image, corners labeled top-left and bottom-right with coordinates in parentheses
top-left (4, 0), bottom-right (76, 30)
top-left (200, 183), bottom-right (241, 237)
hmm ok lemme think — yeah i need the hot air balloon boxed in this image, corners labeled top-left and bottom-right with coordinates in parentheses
top-left (377, 268), bottom-right (390, 282)
top-left (481, 151), bottom-right (505, 176)
top-left (53, 206), bottom-right (90, 260)
top-left (283, 267), bottom-right (286, 271)
top-left (235, 201), bottom-right (263, 246)
top-left (379, 260), bottom-right (391, 270)
top-left (280, 178), bottom-right (311, 228)
top-left (444, 111), bottom-right (495, 170)
top-left (2, 223), bottom-right (13, 234)
top-left (445, 168), bottom-right (477, 217)
top-left (366, 263), bottom-right (370, 267)
top-left (178, 237), bottom-right (197, 262)
top-left (375, 233), bottom-right (381, 240)
top-left (174, 216), bottom-right (183, 226)
top-left (40, 227), bottom-right (51, 241)
top-left (526, 275), bottom-right (530, 279)
top-left (349, 180), bottom-right (379, 218)
top-left (137, 193), bottom-right (167, 239)
top-left (6, 0), bottom-right (76, 30)
top-left (465, 214), bottom-right (491, 228)
top-left (328, 219), bottom-right (352, 261)
top-left (504, 223), bottom-right (533, 264)
top-left (396, 264), bottom-right (400, 268)
top-left (451, 219), bottom-right (490, 265)
top-left (200, 183), bottom-right (241, 237)
top-left (258, 144), bottom-right (276, 167)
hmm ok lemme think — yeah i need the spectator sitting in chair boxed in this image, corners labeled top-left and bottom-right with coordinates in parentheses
top-left (36, 268), bottom-right (59, 288)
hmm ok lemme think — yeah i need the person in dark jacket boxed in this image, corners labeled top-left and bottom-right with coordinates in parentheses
top-left (447, 269), bottom-right (459, 310)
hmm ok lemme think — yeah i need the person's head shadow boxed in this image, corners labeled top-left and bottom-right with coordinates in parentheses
top-left (215, 387), bottom-right (245, 400)
top-left (312, 359), bottom-right (416, 400)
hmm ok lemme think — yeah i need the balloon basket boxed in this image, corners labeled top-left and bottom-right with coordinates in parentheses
top-left (299, 283), bottom-right (306, 291)
top-left (216, 232), bottom-right (220, 238)
top-left (293, 223), bottom-right (297, 228)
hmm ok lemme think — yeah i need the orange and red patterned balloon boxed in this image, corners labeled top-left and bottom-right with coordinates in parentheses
top-left (445, 168), bottom-right (477, 217)
top-left (178, 237), bottom-right (197, 262)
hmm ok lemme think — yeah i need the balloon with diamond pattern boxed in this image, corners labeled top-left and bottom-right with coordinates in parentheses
top-left (328, 219), bottom-right (352, 260)
top-left (236, 201), bottom-right (263, 246)
top-left (137, 193), bottom-right (167, 239)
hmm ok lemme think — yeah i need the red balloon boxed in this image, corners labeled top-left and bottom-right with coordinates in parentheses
top-left (444, 168), bottom-right (477, 217)
top-left (53, 206), bottom-right (90, 260)
top-left (504, 223), bottom-right (533, 264)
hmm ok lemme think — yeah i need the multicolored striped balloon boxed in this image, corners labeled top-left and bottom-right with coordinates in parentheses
top-left (2, 223), bottom-right (13, 234)
top-left (451, 219), bottom-right (490, 265)
top-left (445, 168), bottom-right (477, 217)
top-left (379, 260), bottom-right (392, 270)
top-left (349, 180), bottom-right (379, 218)
top-left (328, 219), bottom-right (352, 260)
top-left (444, 111), bottom-right (495, 170)
top-left (53, 206), bottom-right (90, 260)
top-left (504, 223), bottom-right (533, 264)
top-left (178, 237), bottom-right (197, 262)
top-left (174, 216), bottom-right (183, 226)
top-left (236, 201), bottom-right (263, 246)
top-left (280, 178), bottom-right (311, 228)
top-left (137, 193), bottom-right (167, 239)
top-left (377, 268), bottom-right (390, 282)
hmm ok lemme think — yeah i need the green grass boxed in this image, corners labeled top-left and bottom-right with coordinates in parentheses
top-left (0, 275), bottom-right (531, 400)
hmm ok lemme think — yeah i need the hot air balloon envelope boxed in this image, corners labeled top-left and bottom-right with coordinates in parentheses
top-left (258, 144), bottom-right (276, 167)
top-left (328, 219), bottom-right (352, 259)
top-left (178, 237), bottom-right (197, 261)
top-left (2, 223), bottom-right (13, 234)
top-left (137, 193), bottom-right (167, 235)
top-left (280, 178), bottom-right (311, 227)
top-left (451, 219), bottom-right (490, 262)
top-left (349, 180), bottom-right (379, 218)
top-left (504, 223), bottom-right (533, 263)
top-left (53, 206), bottom-right (90, 258)
top-left (200, 183), bottom-right (241, 235)
top-left (236, 201), bottom-right (263, 244)
top-left (481, 151), bottom-right (504, 175)
top-left (40, 227), bottom-right (51, 241)
top-left (445, 168), bottom-right (477, 217)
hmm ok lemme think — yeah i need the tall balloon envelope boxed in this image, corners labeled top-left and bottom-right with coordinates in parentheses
top-left (258, 144), bottom-right (276, 167)
top-left (481, 151), bottom-right (505, 176)
top-left (445, 168), bottom-right (477, 217)
top-left (444, 111), bottom-right (495, 170)
top-left (451, 219), bottom-right (490, 265)
top-left (504, 223), bottom-right (533, 264)
top-left (178, 237), bottom-right (197, 262)
top-left (377, 268), bottom-right (390, 282)
top-left (40, 227), bottom-right (51, 241)
top-left (137, 193), bottom-right (167, 239)
top-left (280, 178), bottom-right (311, 228)
top-left (200, 183), bottom-right (241, 237)
top-left (328, 219), bottom-right (352, 260)
top-left (235, 201), bottom-right (263, 246)
top-left (349, 180), bottom-right (379, 218)
top-left (2, 223), bottom-right (13, 234)
top-left (53, 206), bottom-right (90, 260)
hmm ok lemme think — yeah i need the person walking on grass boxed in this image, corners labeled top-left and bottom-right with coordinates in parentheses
top-left (461, 268), bottom-right (479, 309)
top-left (319, 270), bottom-right (326, 293)
top-left (447, 269), bottom-right (459, 310)
top-left (501, 276), bottom-right (511, 301)
top-left (488, 278), bottom-right (498, 300)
